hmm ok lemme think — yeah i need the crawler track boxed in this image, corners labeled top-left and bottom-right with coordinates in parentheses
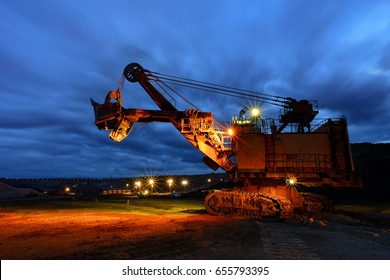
top-left (205, 190), bottom-right (334, 220)
top-left (300, 192), bottom-right (334, 213)
top-left (204, 190), bottom-right (294, 220)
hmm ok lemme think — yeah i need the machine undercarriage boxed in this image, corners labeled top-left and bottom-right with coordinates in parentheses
top-left (204, 187), bottom-right (334, 220)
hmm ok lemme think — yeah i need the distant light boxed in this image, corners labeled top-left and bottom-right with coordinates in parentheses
top-left (251, 107), bottom-right (260, 118)
top-left (135, 181), bottom-right (141, 187)
top-left (207, 178), bottom-right (211, 183)
top-left (181, 180), bottom-right (188, 186)
top-left (228, 128), bottom-right (234, 136)
top-left (65, 187), bottom-right (70, 192)
top-left (144, 190), bottom-right (149, 195)
top-left (148, 179), bottom-right (154, 185)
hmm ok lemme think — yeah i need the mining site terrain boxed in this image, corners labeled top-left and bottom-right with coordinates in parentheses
top-left (0, 143), bottom-right (389, 260)
top-left (0, 195), bottom-right (389, 260)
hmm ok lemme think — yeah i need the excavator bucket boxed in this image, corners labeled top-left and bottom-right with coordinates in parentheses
top-left (91, 98), bottom-right (120, 130)
top-left (90, 98), bottom-right (133, 142)
top-left (109, 117), bottom-right (134, 142)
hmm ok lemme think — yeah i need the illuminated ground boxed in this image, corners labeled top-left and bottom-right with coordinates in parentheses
top-left (0, 197), bottom-right (389, 259)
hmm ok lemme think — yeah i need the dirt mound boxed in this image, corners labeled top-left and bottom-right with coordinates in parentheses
top-left (0, 182), bottom-right (37, 199)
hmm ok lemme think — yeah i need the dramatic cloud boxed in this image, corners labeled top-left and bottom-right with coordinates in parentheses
top-left (1, 0), bottom-right (389, 178)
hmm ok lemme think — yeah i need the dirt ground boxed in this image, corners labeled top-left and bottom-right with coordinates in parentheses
top-left (0, 197), bottom-right (389, 260)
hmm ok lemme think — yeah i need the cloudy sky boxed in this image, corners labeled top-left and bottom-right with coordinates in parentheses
top-left (1, 0), bottom-right (389, 178)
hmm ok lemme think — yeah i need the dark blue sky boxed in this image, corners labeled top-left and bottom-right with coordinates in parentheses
top-left (1, 0), bottom-right (389, 178)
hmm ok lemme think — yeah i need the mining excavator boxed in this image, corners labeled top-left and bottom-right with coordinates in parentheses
top-left (91, 62), bottom-right (355, 220)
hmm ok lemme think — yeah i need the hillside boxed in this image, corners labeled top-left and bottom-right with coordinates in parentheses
top-left (351, 143), bottom-right (390, 192)
top-left (0, 182), bottom-right (39, 199)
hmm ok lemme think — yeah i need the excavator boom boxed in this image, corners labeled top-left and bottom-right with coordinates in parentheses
top-left (92, 63), bottom-right (234, 171)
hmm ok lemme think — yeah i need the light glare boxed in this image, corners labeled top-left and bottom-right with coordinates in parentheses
top-left (287, 178), bottom-right (296, 185)
top-left (251, 108), bottom-right (260, 117)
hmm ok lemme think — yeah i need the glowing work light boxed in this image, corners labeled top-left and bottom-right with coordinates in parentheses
top-left (251, 108), bottom-right (260, 117)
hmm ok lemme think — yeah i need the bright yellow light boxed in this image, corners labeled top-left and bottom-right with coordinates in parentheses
top-left (228, 128), bottom-right (234, 136)
top-left (251, 107), bottom-right (260, 117)
top-left (144, 190), bottom-right (149, 195)
top-left (207, 178), bottom-right (211, 183)
top-left (288, 178), bottom-right (296, 185)
top-left (135, 181), bottom-right (141, 187)
top-left (148, 179), bottom-right (154, 185)
top-left (65, 187), bottom-right (70, 192)
top-left (181, 180), bottom-right (188, 186)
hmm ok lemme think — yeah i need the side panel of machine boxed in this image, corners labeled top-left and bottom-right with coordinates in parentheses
top-left (270, 133), bottom-right (331, 172)
top-left (235, 133), bottom-right (332, 173)
top-left (314, 119), bottom-right (354, 184)
top-left (234, 134), bottom-right (266, 170)
top-left (234, 120), bottom-right (355, 187)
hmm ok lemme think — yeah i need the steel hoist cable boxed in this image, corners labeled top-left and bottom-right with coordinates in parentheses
top-left (148, 72), bottom-right (201, 110)
top-left (148, 71), bottom-right (289, 107)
